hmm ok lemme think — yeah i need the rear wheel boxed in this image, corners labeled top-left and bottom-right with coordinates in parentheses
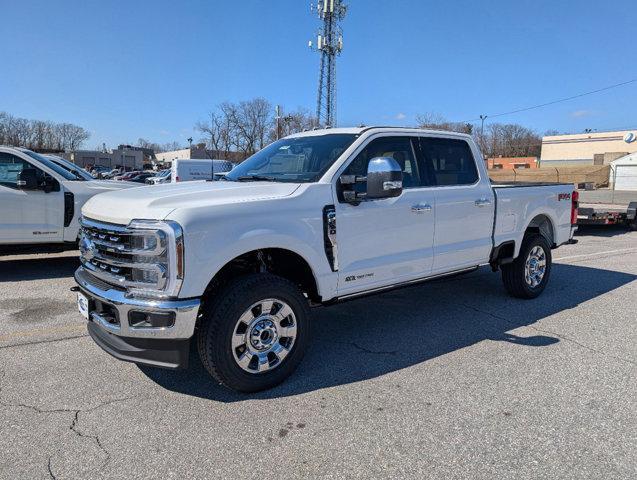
top-left (197, 273), bottom-right (311, 392)
top-left (502, 234), bottom-right (552, 299)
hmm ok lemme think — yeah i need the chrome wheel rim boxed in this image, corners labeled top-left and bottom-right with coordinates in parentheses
top-left (525, 245), bottom-right (547, 288)
top-left (231, 298), bottom-right (297, 374)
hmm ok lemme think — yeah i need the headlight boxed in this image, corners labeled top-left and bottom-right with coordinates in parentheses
top-left (126, 220), bottom-right (185, 299)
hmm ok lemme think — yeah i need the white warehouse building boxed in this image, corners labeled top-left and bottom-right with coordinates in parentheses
top-left (540, 129), bottom-right (637, 166)
top-left (610, 153), bottom-right (637, 191)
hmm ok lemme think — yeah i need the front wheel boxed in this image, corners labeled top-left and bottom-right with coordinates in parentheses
top-left (501, 234), bottom-right (552, 299)
top-left (197, 273), bottom-right (311, 392)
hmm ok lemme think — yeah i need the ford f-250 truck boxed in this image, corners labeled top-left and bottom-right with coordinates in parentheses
top-left (0, 146), bottom-right (136, 254)
top-left (73, 127), bottom-right (578, 392)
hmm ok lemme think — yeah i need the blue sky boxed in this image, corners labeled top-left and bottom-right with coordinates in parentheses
top-left (2, 0), bottom-right (635, 148)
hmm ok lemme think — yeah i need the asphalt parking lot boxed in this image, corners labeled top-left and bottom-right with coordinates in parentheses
top-left (1, 227), bottom-right (636, 479)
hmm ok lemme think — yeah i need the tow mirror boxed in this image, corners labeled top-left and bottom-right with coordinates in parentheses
top-left (16, 169), bottom-right (38, 190)
top-left (340, 157), bottom-right (403, 203)
top-left (366, 157), bottom-right (403, 199)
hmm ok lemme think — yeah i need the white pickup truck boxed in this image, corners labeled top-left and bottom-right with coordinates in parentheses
top-left (73, 127), bottom-right (578, 392)
top-left (0, 146), bottom-right (137, 254)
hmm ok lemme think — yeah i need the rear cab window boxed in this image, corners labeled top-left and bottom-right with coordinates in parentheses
top-left (417, 137), bottom-right (479, 186)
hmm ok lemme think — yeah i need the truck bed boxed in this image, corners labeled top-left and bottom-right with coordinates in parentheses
top-left (492, 182), bottom-right (575, 256)
top-left (491, 182), bottom-right (574, 189)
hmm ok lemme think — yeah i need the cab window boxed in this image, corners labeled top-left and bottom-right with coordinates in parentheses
top-left (0, 153), bottom-right (40, 189)
top-left (418, 137), bottom-right (478, 186)
top-left (343, 137), bottom-right (421, 188)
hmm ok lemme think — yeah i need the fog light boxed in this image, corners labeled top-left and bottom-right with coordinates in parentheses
top-left (128, 311), bottom-right (175, 328)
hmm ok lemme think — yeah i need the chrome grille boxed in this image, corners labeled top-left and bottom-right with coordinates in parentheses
top-left (79, 217), bottom-right (168, 291)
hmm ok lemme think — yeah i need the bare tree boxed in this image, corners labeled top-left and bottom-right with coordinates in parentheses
top-left (197, 98), bottom-right (275, 160)
top-left (138, 138), bottom-right (166, 153)
top-left (196, 111), bottom-right (232, 158)
top-left (0, 111), bottom-right (90, 151)
top-left (196, 100), bottom-right (321, 162)
top-left (274, 107), bottom-right (319, 141)
top-left (163, 141), bottom-right (182, 151)
top-left (220, 98), bottom-right (273, 157)
top-left (415, 112), bottom-right (473, 134)
top-left (482, 123), bottom-right (542, 158)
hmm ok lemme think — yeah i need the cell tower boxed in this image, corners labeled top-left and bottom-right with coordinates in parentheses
top-left (309, 0), bottom-right (346, 128)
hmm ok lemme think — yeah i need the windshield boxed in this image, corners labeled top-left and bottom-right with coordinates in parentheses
top-left (225, 133), bottom-right (358, 183)
top-left (46, 155), bottom-right (94, 180)
top-left (21, 150), bottom-right (80, 181)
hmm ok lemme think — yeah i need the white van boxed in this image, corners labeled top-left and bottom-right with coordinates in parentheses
top-left (171, 159), bottom-right (233, 183)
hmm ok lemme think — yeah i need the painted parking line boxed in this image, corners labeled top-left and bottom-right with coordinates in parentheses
top-left (555, 247), bottom-right (637, 261)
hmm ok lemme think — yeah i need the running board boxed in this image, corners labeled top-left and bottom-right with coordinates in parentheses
top-left (328, 266), bottom-right (479, 304)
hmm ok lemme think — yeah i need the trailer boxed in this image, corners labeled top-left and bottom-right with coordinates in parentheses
top-left (577, 189), bottom-right (637, 230)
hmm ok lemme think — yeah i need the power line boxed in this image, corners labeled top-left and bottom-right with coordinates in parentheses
top-left (464, 77), bottom-right (637, 123)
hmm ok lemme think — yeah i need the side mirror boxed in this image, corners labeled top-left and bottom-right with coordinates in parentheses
top-left (16, 169), bottom-right (38, 190)
top-left (42, 174), bottom-right (58, 193)
top-left (366, 157), bottom-right (403, 199)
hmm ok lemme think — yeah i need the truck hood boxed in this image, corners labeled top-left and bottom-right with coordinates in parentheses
top-left (76, 179), bottom-right (139, 191)
top-left (81, 180), bottom-right (301, 225)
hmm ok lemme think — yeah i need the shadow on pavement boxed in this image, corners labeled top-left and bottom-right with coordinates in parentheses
top-left (139, 262), bottom-right (635, 402)
top-left (0, 255), bottom-right (79, 282)
top-left (575, 224), bottom-right (634, 238)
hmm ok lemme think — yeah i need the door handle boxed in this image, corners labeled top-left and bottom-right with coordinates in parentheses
top-left (411, 203), bottom-right (432, 213)
top-left (475, 198), bottom-right (492, 207)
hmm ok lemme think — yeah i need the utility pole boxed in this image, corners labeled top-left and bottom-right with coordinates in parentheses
top-left (479, 114), bottom-right (488, 157)
top-left (479, 115), bottom-right (487, 137)
top-left (275, 105), bottom-right (281, 140)
top-left (309, 0), bottom-right (347, 128)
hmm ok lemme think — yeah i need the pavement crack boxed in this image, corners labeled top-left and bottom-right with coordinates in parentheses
top-left (460, 302), bottom-right (637, 367)
top-left (528, 325), bottom-right (637, 366)
top-left (0, 334), bottom-right (87, 350)
top-left (47, 456), bottom-right (57, 480)
top-left (70, 410), bottom-right (111, 467)
top-left (0, 394), bottom-right (140, 476)
top-left (337, 341), bottom-right (397, 355)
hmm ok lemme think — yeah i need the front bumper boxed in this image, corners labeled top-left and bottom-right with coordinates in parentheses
top-left (74, 266), bottom-right (200, 369)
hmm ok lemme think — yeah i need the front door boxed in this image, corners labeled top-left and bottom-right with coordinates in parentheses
top-left (334, 135), bottom-right (436, 296)
top-left (0, 152), bottom-right (64, 244)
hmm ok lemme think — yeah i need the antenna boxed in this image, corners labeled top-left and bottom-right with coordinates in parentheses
top-left (309, 0), bottom-right (346, 128)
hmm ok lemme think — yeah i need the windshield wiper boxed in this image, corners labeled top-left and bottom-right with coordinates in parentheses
top-left (235, 175), bottom-right (276, 182)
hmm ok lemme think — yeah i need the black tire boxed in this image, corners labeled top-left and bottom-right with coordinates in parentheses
top-left (501, 234), bottom-right (552, 299)
top-left (196, 273), bottom-right (311, 392)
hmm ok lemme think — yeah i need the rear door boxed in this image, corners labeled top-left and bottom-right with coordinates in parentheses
top-left (334, 135), bottom-right (436, 295)
top-left (0, 152), bottom-right (64, 244)
top-left (416, 136), bottom-right (495, 273)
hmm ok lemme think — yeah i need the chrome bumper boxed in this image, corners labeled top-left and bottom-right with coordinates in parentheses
top-left (74, 266), bottom-right (200, 340)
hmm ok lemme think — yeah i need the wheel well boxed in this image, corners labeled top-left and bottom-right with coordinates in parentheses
top-left (202, 248), bottom-right (320, 305)
top-left (526, 214), bottom-right (555, 247)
